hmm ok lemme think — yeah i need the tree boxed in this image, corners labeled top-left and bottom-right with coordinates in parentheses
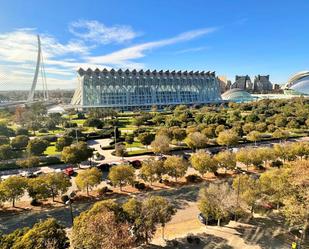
top-left (0, 145), bottom-right (13, 160)
top-left (272, 129), bottom-right (289, 142)
top-left (61, 141), bottom-right (93, 165)
top-left (199, 183), bottom-right (239, 226)
top-left (1, 176), bottom-right (27, 207)
top-left (191, 150), bottom-right (218, 176)
top-left (72, 206), bottom-right (134, 249)
top-left (184, 132), bottom-right (208, 151)
top-left (232, 175), bottom-right (260, 214)
top-left (256, 147), bottom-right (275, 167)
top-left (246, 131), bottom-right (262, 146)
top-left (216, 130), bottom-right (239, 148)
top-left (259, 168), bottom-right (291, 209)
top-left (108, 164), bottom-right (135, 190)
top-left (151, 135), bottom-right (170, 155)
top-left (26, 138), bottom-right (48, 156)
top-left (11, 135), bottom-right (29, 150)
top-left (281, 160), bottom-right (309, 240)
top-left (26, 177), bottom-right (50, 201)
top-left (236, 148), bottom-right (252, 170)
top-left (242, 123), bottom-right (255, 134)
top-left (0, 227), bottom-right (29, 249)
top-left (292, 142), bottom-right (309, 160)
top-left (16, 156), bottom-right (40, 168)
top-left (55, 136), bottom-right (73, 152)
top-left (125, 134), bottom-right (134, 145)
top-left (75, 168), bottom-right (102, 196)
top-left (115, 143), bottom-right (127, 158)
top-left (139, 158), bottom-right (165, 185)
top-left (215, 125), bottom-right (225, 136)
top-left (214, 150), bottom-right (236, 173)
top-left (273, 143), bottom-right (297, 162)
top-left (171, 127), bottom-right (186, 143)
top-left (0, 136), bottom-right (9, 145)
top-left (201, 126), bottom-right (215, 139)
top-left (142, 196), bottom-right (175, 240)
top-left (123, 196), bottom-right (175, 243)
top-left (83, 118), bottom-right (103, 129)
top-left (12, 218), bottom-right (68, 249)
top-left (42, 172), bottom-right (71, 201)
top-left (163, 155), bottom-right (188, 182)
top-left (138, 132), bottom-right (155, 148)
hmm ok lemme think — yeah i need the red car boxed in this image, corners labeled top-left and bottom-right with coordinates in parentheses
top-left (63, 167), bottom-right (74, 176)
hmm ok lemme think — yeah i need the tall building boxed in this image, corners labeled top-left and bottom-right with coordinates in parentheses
top-left (231, 75), bottom-right (253, 91)
top-left (71, 68), bottom-right (222, 110)
top-left (253, 75), bottom-right (273, 93)
top-left (217, 76), bottom-right (231, 93)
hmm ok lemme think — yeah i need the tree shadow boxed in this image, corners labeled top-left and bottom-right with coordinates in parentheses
top-left (143, 233), bottom-right (233, 249)
top-left (232, 214), bottom-right (292, 249)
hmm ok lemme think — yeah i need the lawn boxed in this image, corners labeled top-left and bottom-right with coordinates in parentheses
top-left (44, 142), bottom-right (60, 156)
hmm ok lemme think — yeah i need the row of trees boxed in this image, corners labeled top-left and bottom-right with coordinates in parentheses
top-left (111, 142), bottom-right (309, 191)
top-left (0, 194), bottom-right (175, 249)
top-left (198, 159), bottom-right (309, 240)
top-left (0, 172), bottom-right (71, 207)
top-left (71, 196), bottom-right (175, 248)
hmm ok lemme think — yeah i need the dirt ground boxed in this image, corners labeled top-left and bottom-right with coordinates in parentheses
top-left (150, 202), bottom-right (295, 249)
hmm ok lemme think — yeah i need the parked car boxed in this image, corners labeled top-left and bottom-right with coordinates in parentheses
top-left (63, 167), bottom-right (74, 176)
top-left (19, 171), bottom-right (31, 178)
top-left (198, 213), bottom-right (207, 225)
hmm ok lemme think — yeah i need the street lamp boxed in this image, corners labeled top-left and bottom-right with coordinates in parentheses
top-left (65, 199), bottom-right (74, 226)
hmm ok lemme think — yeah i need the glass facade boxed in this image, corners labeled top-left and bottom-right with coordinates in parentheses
top-left (221, 88), bottom-right (256, 103)
top-left (72, 68), bottom-right (222, 110)
top-left (284, 71), bottom-right (309, 95)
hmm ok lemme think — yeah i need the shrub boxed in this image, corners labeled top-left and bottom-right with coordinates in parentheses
top-left (40, 135), bottom-right (57, 143)
top-left (270, 160), bottom-right (283, 168)
top-left (30, 199), bottom-right (41, 206)
top-left (16, 128), bottom-right (29, 136)
top-left (61, 195), bottom-right (69, 203)
top-left (38, 128), bottom-right (49, 133)
top-left (185, 174), bottom-right (203, 183)
top-left (134, 181), bottom-right (146, 190)
top-left (97, 186), bottom-right (112, 195)
top-left (40, 156), bottom-right (61, 165)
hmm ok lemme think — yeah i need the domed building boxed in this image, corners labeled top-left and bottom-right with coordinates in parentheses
top-left (221, 88), bottom-right (256, 103)
top-left (284, 71), bottom-right (309, 95)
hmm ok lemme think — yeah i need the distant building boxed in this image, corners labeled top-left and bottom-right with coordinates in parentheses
top-left (217, 76), bottom-right (231, 93)
top-left (253, 75), bottom-right (273, 93)
top-left (221, 88), bottom-right (257, 103)
top-left (283, 71), bottom-right (309, 95)
top-left (71, 68), bottom-right (222, 110)
top-left (231, 75), bottom-right (253, 92)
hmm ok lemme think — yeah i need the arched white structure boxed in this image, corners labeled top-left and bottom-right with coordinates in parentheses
top-left (27, 35), bottom-right (41, 102)
top-left (27, 35), bottom-right (48, 102)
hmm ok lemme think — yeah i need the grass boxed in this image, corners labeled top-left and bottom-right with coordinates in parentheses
top-left (125, 141), bottom-right (145, 148)
top-left (44, 142), bottom-right (60, 156)
top-left (127, 149), bottom-right (152, 156)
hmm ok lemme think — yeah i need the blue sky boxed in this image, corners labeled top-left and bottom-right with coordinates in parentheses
top-left (0, 0), bottom-right (308, 90)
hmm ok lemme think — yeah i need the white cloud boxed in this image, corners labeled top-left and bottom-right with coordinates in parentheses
top-left (0, 25), bottom-right (217, 90)
top-left (69, 20), bottom-right (138, 44)
top-left (86, 27), bottom-right (217, 67)
top-left (175, 46), bottom-right (209, 54)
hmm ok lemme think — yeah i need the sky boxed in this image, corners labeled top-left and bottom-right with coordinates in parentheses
top-left (0, 0), bottom-right (308, 90)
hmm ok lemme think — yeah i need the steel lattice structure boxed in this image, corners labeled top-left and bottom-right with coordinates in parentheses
top-left (71, 68), bottom-right (222, 110)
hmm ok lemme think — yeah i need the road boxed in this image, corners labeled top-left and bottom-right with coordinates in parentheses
top-left (1, 136), bottom-right (308, 177)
